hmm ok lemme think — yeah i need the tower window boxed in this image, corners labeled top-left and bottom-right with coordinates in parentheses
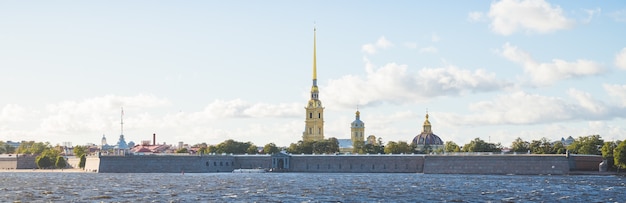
top-left (318, 113), bottom-right (321, 118)
top-left (309, 113), bottom-right (312, 118)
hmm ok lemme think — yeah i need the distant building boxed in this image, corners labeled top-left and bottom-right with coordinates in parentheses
top-left (366, 135), bottom-right (377, 145)
top-left (412, 113), bottom-right (444, 151)
top-left (561, 136), bottom-right (575, 146)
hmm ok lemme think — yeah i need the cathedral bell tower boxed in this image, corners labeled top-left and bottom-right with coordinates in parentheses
top-left (303, 26), bottom-right (325, 142)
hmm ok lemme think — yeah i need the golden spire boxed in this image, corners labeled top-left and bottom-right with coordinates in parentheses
top-left (313, 25), bottom-right (317, 83)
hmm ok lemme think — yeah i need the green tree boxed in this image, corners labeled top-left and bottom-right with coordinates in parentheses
top-left (362, 143), bottom-right (384, 154)
top-left (73, 145), bottom-right (88, 157)
top-left (215, 139), bottom-right (253, 154)
top-left (55, 156), bottom-right (67, 169)
top-left (176, 148), bottom-right (189, 153)
top-left (384, 141), bottom-right (397, 154)
top-left (352, 140), bottom-right (365, 154)
top-left (529, 138), bottom-right (552, 154)
top-left (384, 141), bottom-right (412, 154)
top-left (17, 141), bottom-right (50, 155)
top-left (552, 141), bottom-right (566, 154)
top-left (510, 137), bottom-right (529, 153)
top-left (444, 141), bottom-right (461, 152)
top-left (602, 141), bottom-right (619, 170)
top-left (35, 156), bottom-right (52, 169)
top-left (614, 141), bottom-right (626, 173)
top-left (206, 145), bottom-right (217, 154)
top-left (78, 154), bottom-right (86, 169)
top-left (463, 138), bottom-right (501, 152)
top-left (567, 135), bottom-right (604, 155)
top-left (286, 138), bottom-right (340, 154)
top-left (263, 143), bottom-right (280, 154)
top-left (247, 144), bottom-right (258, 154)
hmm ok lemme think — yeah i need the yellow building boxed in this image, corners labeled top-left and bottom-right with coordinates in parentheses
top-left (350, 109), bottom-right (365, 146)
top-left (302, 27), bottom-right (324, 142)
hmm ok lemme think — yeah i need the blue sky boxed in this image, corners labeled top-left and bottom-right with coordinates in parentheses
top-left (1, 0), bottom-right (626, 147)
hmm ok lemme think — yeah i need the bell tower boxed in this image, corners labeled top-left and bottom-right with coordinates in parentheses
top-left (303, 26), bottom-right (324, 142)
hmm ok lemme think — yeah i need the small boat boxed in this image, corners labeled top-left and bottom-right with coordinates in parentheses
top-left (232, 168), bottom-right (267, 173)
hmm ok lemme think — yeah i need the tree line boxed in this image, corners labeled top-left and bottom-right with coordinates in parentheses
top-left (4, 134), bottom-right (626, 172)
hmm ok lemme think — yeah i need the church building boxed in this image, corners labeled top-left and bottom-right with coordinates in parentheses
top-left (350, 109), bottom-right (365, 146)
top-left (412, 112), bottom-right (444, 152)
top-left (302, 27), bottom-right (325, 142)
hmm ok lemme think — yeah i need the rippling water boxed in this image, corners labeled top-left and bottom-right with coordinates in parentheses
top-left (0, 172), bottom-right (624, 202)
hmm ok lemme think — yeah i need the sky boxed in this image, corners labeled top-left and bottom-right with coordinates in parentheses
top-left (1, 0), bottom-right (626, 148)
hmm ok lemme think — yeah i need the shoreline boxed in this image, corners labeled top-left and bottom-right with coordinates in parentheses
top-left (1, 168), bottom-right (622, 176)
top-left (0, 168), bottom-right (87, 173)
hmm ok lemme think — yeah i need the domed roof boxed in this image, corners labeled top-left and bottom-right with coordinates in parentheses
top-left (412, 112), bottom-right (443, 146)
top-left (351, 110), bottom-right (364, 127)
top-left (412, 133), bottom-right (443, 146)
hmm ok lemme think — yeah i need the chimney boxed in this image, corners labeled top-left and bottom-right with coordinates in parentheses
top-left (153, 133), bottom-right (156, 146)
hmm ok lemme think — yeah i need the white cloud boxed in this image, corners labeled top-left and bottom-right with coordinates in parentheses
top-left (468, 11), bottom-right (485, 22)
top-left (361, 44), bottom-right (377, 54)
top-left (197, 99), bottom-right (300, 119)
top-left (323, 57), bottom-right (508, 107)
top-left (419, 46), bottom-right (438, 53)
top-left (615, 48), bottom-right (626, 70)
top-left (581, 8), bottom-right (601, 24)
top-left (488, 0), bottom-right (575, 35)
top-left (361, 36), bottom-right (394, 54)
top-left (0, 104), bottom-right (28, 122)
top-left (499, 43), bottom-right (604, 86)
top-left (604, 84), bottom-right (626, 107)
top-left (438, 89), bottom-right (626, 126)
top-left (40, 94), bottom-right (171, 134)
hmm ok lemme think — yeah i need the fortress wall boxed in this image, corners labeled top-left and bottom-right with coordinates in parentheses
top-left (66, 157), bottom-right (80, 169)
top-left (84, 156), bottom-right (100, 172)
top-left (92, 155), bottom-right (235, 173)
top-left (234, 155), bottom-right (272, 169)
top-left (0, 156), bottom-right (17, 169)
top-left (16, 155), bottom-right (37, 169)
top-left (289, 155), bottom-right (425, 173)
top-left (569, 155), bottom-right (603, 171)
top-left (423, 155), bottom-right (570, 175)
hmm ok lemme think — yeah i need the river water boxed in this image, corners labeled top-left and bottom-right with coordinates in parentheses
top-left (0, 172), bottom-right (624, 202)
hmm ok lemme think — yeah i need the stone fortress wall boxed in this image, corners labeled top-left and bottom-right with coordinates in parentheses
top-left (79, 153), bottom-right (602, 174)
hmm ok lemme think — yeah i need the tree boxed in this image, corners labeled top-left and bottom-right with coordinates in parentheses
top-left (444, 141), bottom-right (460, 153)
top-left (17, 141), bottom-right (50, 155)
top-left (352, 140), bottom-right (365, 154)
top-left (55, 156), bottom-right (67, 169)
top-left (263, 143), bottom-right (280, 154)
top-left (215, 139), bottom-right (254, 154)
top-left (36, 156), bottom-right (52, 169)
top-left (247, 144), bottom-right (258, 154)
top-left (510, 137), bottom-right (529, 153)
top-left (529, 138), bottom-right (552, 154)
top-left (176, 148), bottom-right (189, 153)
top-left (286, 138), bottom-right (339, 154)
top-left (0, 141), bottom-right (16, 154)
top-left (384, 141), bottom-right (412, 154)
top-left (552, 141), bottom-right (566, 154)
top-left (567, 135), bottom-right (604, 155)
top-left (78, 154), bottom-right (86, 169)
top-left (463, 138), bottom-right (501, 152)
top-left (73, 145), bottom-right (88, 157)
top-left (614, 141), bottom-right (626, 173)
top-left (602, 141), bottom-right (619, 170)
